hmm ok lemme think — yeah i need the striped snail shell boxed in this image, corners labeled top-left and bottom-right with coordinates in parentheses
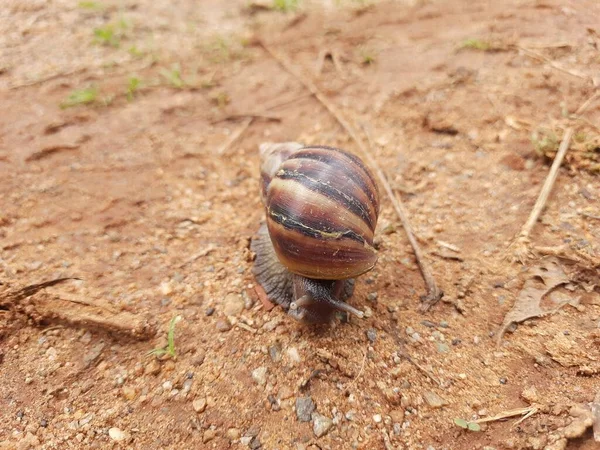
top-left (251, 143), bottom-right (380, 322)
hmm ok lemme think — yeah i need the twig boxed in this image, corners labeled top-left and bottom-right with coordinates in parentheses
top-left (346, 346), bottom-right (368, 391)
top-left (211, 113), bottom-right (281, 124)
top-left (471, 405), bottom-right (539, 426)
top-left (517, 46), bottom-right (589, 81)
top-left (216, 117), bottom-right (253, 156)
top-left (508, 90), bottom-right (600, 263)
top-left (260, 40), bottom-right (443, 308)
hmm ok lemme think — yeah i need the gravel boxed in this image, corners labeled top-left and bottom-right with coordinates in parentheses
top-left (295, 397), bottom-right (315, 422)
top-left (312, 413), bottom-right (333, 437)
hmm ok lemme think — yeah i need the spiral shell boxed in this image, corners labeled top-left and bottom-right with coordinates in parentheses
top-left (264, 145), bottom-right (380, 280)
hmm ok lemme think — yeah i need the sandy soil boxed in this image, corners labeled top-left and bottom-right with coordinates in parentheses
top-left (1, 0), bottom-right (600, 449)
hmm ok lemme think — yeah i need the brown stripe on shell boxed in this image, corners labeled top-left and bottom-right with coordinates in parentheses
top-left (267, 219), bottom-right (377, 279)
top-left (276, 156), bottom-right (377, 232)
top-left (267, 176), bottom-right (375, 246)
top-left (288, 146), bottom-right (380, 217)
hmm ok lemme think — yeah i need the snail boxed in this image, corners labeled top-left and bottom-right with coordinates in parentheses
top-left (251, 143), bottom-right (380, 322)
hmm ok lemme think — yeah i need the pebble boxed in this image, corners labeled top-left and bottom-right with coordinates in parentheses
top-left (435, 343), bottom-right (450, 354)
top-left (216, 319), bottom-right (232, 332)
top-left (144, 359), bottom-right (161, 376)
top-left (191, 352), bottom-right (205, 367)
top-left (122, 386), bottom-right (137, 401)
top-left (366, 329), bottom-right (377, 343)
top-left (421, 320), bottom-right (436, 328)
top-left (252, 367), bottom-right (268, 386)
top-left (268, 343), bottom-right (281, 362)
top-left (222, 293), bottom-right (244, 316)
top-left (226, 428), bottom-right (241, 441)
top-left (367, 292), bottom-right (378, 302)
top-left (286, 347), bottom-right (301, 364)
top-left (521, 386), bottom-right (539, 403)
top-left (193, 397), bottom-right (207, 413)
top-left (108, 427), bottom-right (127, 442)
top-left (423, 391), bottom-right (448, 408)
top-left (263, 318), bottom-right (281, 332)
top-left (202, 429), bottom-right (216, 443)
top-left (249, 437), bottom-right (261, 449)
top-left (295, 397), bottom-right (315, 422)
top-left (373, 414), bottom-right (382, 423)
top-left (312, 413), bottom-right (333, 437)
top-left (205, 307), bottom-right (215, 316)
top-left (16, 432), bottom-right (39, 450)
top-left (389, 409), bottom-right (405, 424)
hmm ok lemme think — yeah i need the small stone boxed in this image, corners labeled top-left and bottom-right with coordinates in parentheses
top-left (499, 377), bottom-right (508, 385)
top-left (191, 352), bottom-right (205, 367)
top-left (252, 367), bottom-right (268, 386)
top-left (423, 391), bottom-right (448, 408)
top-left (108, 427), bottom-right (127, 442)
top-left (193, 397), bottom-right (207, 413)
top-left (521, 386), bottom-right (539, 404)
top-left (367, 292), bottom-right (378, 302)
top-left (222, 293), bottom-right (244, 316)
top-left (16, 432), bottom-right (39, 450)
top-left (421, 320), bottom-right (436, 328)
top-left (122, 386), bottom-right (137, 401)
top-left (312, 413), bottom-right (333, 437)
top-left (82, 342), bottom-right (105, 368)
top-left (202, 429), bottom-right (216, 443)
top-left (144, 359), bottom-right (161, 376)
top-left (373, 414), bottom-right (382, 423)
top-left (249, 437), bottom-right (261, 449)
top-left (263, 318), bottom-right (281, 332)
top-left (296, 397), bottom-right (315, 422)
top-left (366, 329), bottom-right (377, 343)
top-left (278, 386), bottom-right (293, 400)
top-left (226, 428), bottom-right (240, 441)
top-left (286, 347), bottom-right (301, 364)
top-left (435, 342), bottom-right (450, 353)
top-left (205, 307), bottom-right (215, 316)
top-left (216, 319), bottom-right (232, 332)
top-left (389, 409), bottom-right (405, 424)
top-left (268, 343), bottom-right (281, 362)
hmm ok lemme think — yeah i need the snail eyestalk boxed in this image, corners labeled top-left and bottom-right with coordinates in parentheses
top-left (290, 291), bottom-right (364, 319)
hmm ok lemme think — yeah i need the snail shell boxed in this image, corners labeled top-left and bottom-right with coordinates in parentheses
top-left (252, 143), bottom-right (380, 322)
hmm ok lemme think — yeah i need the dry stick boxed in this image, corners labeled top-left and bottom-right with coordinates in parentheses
top-left (509, 90), bottom-right (600, 263)
top-left (216, 117), bottom-right (254, 156)
top-left (517, 46), bottom-right (589, 81)
top-left (260, 41), bottom-right (443, 308)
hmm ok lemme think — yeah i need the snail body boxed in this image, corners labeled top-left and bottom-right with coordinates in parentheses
top-left (251, 143), bottom-right (380, 322)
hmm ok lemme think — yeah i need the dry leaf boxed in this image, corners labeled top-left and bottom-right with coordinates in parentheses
top-left (497, 257), bottom-right (579, 342)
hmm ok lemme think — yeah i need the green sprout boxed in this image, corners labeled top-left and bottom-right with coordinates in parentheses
top-left (454, 418), bottom-right (481, 432)
top-left (60, 87), bottom-right (98, 108)
top-left (159, 65), bottom-right (186, 88)
top-left (273, 0), bottom-right (299, 12)
top-left (78, 1), bottom-right (104, 10)
top-left (126, 76), bottom-right (141, 101)
top-left (459, 38), bottom-right (492, 51)
top-left (148, 316), bottom-right (180, 359)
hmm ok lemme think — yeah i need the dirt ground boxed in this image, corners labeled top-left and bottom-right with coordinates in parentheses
top-left (1, 0), bottom-right (600, 449)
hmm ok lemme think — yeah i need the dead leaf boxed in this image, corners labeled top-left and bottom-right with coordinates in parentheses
top-left (497, 257), bottom-right (579, 342)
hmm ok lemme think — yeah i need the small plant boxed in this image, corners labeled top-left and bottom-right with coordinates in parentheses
top-left (148, 316), bottom-right (180, 359)
top-left (211, 91), bottom-right (230, 108)
top-left (128, 45), bottom-right (144, 58)
top-left (273, 0), bottom-right (299, 12)
top-left (453, 418), bottom-right (481, 432)
top-left (94, 24), bottom-right (120, 47)
top-left (160, 64), bottom-right (186, 88)
top-left (78, 1), bottom-right (104, 10)
top-left (359, 47), bottom-right (376, 65)
top-left (93, 18), bottom-right (130, 48)
top-left (126, 76), bottom-right (141, 101)
top-left (60, 86), bottom-right (98, 108)
top-left (459, 38), bottom-right (492, 51)
top-left (531, 129), bottom-right (559, 156)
